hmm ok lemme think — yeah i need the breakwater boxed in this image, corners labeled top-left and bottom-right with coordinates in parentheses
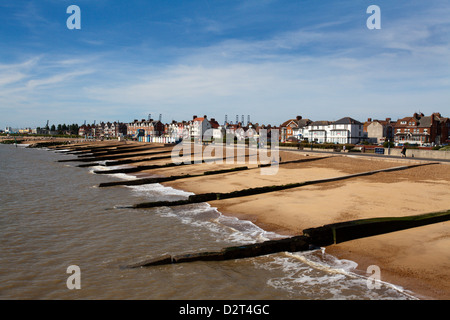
top-left (131, 162), bottom-right (436, 208)
top-left (126, 210), bottom-right (450, 268)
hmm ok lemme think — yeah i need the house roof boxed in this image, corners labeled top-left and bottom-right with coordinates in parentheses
top-left (209, 119), bottom-right (220, 129)
top-left (334, 117), bottom-right (362, 125)
top-left (281, 118), bottom-right (312, 128)
top-left (280, 119), bottom-right (298, 128)
top-left (417, 116), bottom-right (432, 128)
top-left (310, 120), bottom-right (332, 126)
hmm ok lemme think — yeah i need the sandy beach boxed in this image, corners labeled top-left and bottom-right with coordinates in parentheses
top-left (142, 146), bottom-right (450, 300)
top-left (56, 141), bottom-right (450, 299)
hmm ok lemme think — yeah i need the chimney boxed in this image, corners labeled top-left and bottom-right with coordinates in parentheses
top-left (296, 115), bottom-right (302, 121)
top-left (386, 118), bottom-right (391, 122)
top-left (367, 118), bottom-right (372, 122)
top-left (432, 112), bottom-right (441, 118)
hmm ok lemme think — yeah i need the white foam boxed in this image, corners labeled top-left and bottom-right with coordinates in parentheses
top-left (127, 183), bottom-right (194, 198)
top-left (149, 199), bottom-right (285, 245)
top-left (89, 166), bottom-right (137, 181)
top-left (126, 181), bottom-right (286, 244)
top-left (110, 173), bottom-right (138, 180)
top-left (264, 250), bottom-right (418, 299)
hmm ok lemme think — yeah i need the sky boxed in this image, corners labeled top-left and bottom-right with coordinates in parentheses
top-left (0, 0), bottom-right (449, 129)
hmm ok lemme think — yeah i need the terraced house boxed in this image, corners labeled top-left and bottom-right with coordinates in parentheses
top-left (126, 118), bottom-right (165, 140)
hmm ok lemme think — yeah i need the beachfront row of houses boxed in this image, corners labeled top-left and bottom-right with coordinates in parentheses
top-left (280, 112), bottom-right (450, 146)
top-left (74, 112), bottom-right (449, 146)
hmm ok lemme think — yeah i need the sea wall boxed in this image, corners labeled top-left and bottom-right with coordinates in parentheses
top-left (386, 148), bottom-right (450, 160)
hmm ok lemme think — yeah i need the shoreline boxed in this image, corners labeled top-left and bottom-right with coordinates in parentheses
top-left (50, 141), bottom-right (450, 300)
top-left (156, 150), bottom-right (449, 300)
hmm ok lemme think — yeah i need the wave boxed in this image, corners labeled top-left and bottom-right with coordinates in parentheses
top-left (259, 250), bottom-right (418, 300)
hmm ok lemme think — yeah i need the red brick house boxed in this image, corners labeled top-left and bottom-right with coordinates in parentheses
top-left (280, 116), bottom-right (312, 142)
top-left (127, 119), bottom-right (165, 139)
top-left (393, 112), bottom-right (448, 145)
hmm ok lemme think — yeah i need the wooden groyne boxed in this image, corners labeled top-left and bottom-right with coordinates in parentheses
top-left (131, 163), bottom-right (436, 208)
top-left (91, 155), bottom-right (242, 175)
top-left (125, 209), bottom-right (450, 268)
top-left (58, 149), bottom-right (173, 163)
top-left (75, 146), bottom-right (165, 157)
top-left (98, 166), bottom-right (250, 187)
top-left (27, 141), bottom-right (71, 148)
top-left (55, 143), bottom-right (127, 153)
top-left (126, 236), bottom-right (311, 268)
top-left (302, 209), bottom-right (450, 246)
top-left (97, 156), bottom-right (330, 187)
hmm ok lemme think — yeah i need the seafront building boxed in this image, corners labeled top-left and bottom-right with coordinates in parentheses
top-left (280, 116), bottom-right (312, 142)
top-left (364, 118), bottom-right (395, 144)
top-left (78, 121), bottom-right (127, 139)
top-left (281, 116), bottom-right (367, 144)
top-left (39, 111), bottom-right (443, 146)
top-left (392, 112), bottom-right (450, 146)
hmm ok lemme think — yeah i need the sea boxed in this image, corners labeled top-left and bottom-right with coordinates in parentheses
top-left (0, 143), bottom-right (418, 301)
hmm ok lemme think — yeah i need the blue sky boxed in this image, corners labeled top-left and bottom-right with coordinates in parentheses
top-left (1, 0), bottom-right (449, 129)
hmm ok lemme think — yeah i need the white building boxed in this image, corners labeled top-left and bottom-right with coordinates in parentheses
top-left (190, 115), bottom-right (212, 140)
top-left (304, 117), bottom-right (366, 144)
top-left (328, 117), bottom-right (366, 144)
top-left (304, 121), bottom-right (333, 143)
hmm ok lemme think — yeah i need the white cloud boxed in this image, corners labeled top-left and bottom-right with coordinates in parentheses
top-left (1, 1), bottom-right (449, 128)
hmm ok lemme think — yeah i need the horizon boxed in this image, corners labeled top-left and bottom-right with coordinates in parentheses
top-left (1, 1), bottom-right (449, 129)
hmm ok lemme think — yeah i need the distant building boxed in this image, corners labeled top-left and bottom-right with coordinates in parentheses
top-left (365, 118), bottom-right (395, 144)
top-left (304, 117), bottom-right (366, 144)
top-left (190, 115), bottom-right (212, 140)
top-left (78, 124), bottom-right (94, 138)
top-left (280, 116), bottom-right (312, 142)
top-left (393, 112), bottom-right (449, 146)
top-left (126, 119), bottom-right (165, 140)
top-left (329, 117), bottom-right (366, 144)
top-left (304, 121), bottom-right (333, 143)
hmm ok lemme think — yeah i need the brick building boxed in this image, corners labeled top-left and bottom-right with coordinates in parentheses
top-left (393, 112), bottom-right (449, 146)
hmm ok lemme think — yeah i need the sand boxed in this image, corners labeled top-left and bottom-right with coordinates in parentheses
top-left (151, 148), bottom-right (450, 300)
